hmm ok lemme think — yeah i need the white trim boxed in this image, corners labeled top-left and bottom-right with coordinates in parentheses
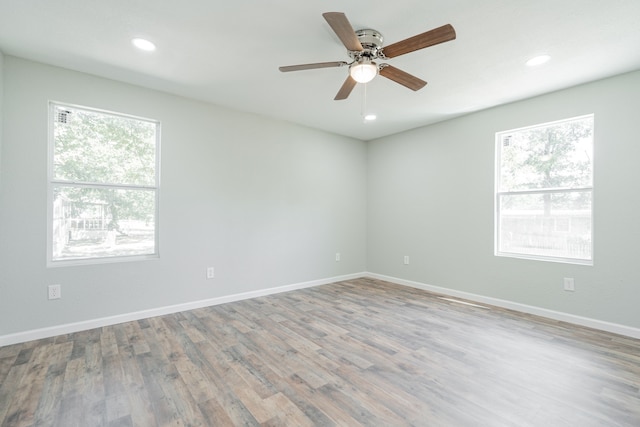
top-left (497, 113), bottom-right (595, 137)
top-left (4, 271), bottom-right (639, 346)
top-left (0, 272), bottom-right (365, 347)
top-left (494, 114), bottom-right (595, 266)
top-left (365, 272), bottom-right (640, 340)
top-left (47, 101), bottom-right (161, 267)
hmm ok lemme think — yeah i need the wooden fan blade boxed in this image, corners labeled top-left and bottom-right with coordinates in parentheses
top-left (322, 12), bottom-right (363, 52)
top-left (279, 61), bottom-right (348, 72)
top-left (334, 76), bottom-right (357, 100)
top-left (379, 65), bottom-right (427, 91)
top-left (382, 24), bottom-right (456, 58)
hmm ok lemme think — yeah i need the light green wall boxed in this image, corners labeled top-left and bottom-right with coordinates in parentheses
top-left (0, 57), bottom-right (367, 336)
top-left (1, 54), bottom-right (639, 340)
top-left (0, 50), bottom-right (3, 184)
top-left (367, 70), bottom-right (640, 329)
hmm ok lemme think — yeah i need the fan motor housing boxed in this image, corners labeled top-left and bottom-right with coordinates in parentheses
top-left (349, 29), bottom-right (384, 60)
top-left (355, 29), bottom-right (383, 49)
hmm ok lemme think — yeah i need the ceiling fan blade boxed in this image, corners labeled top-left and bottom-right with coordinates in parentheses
top-left (279, 61), bottom-right (348, 72)
top-left (382, 24), bottom-right (456, 58)
top-left (322, 12), bottom-right (363, 52)
top-left (334, 76), bottom-right (357, 100)
top-left (379, 65), bottom-right (427, 91)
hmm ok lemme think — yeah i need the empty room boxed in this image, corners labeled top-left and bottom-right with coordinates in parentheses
top-left (1, 1), bottom-right (639, 426)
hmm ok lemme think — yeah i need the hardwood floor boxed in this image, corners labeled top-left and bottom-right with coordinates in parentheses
top-left (1, 277), bottom-right (639, 426)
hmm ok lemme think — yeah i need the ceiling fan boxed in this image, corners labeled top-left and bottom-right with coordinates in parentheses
top-left (279, 12), bottom-right (456, 100)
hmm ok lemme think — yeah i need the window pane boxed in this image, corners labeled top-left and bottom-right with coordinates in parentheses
top-left (498, 191), bottom-right (592, 261)
top-left (52, 186), bottom-right (156, 261)
top-left (53, 106), bottom-right (157, 186)
top-left (499, 116), bottom-right (593, 192)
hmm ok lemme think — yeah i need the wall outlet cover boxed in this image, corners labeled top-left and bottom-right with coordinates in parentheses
top-left (48, 284), bottom-right (61, 300)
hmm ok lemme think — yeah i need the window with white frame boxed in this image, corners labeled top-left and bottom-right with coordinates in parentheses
top-left (49, 102), bottom-right (160, 264)
top-left (495, 115), bottom-right (593, 265)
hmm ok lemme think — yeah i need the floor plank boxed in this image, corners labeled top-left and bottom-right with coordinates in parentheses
top-left (1, 278), bottom-right (639, 426)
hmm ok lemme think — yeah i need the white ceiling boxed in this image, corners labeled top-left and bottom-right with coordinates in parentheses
top-left (1, 0), bottom-right (639, 140)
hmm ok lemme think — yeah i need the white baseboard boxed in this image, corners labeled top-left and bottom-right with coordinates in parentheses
top-left (365, 272), bottom-right (640, 340)
top-left (0, 272), bottom-right (366, 347)
top-left (4, 271), bottom-right (638, 347)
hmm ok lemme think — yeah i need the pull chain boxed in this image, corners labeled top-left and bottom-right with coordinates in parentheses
top-left (361, 83), bottom-right (375, 122)
top-left (361, 82), bottom-right (368, 122)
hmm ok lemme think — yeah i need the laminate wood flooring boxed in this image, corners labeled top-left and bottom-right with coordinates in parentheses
top-left (1, 278), bottom-right (639, 426)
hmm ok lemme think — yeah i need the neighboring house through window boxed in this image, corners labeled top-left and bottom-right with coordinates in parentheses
top-left (495, 114), bottom-right (594, 265)
top-left (48, 102), bottom-right (160, 264)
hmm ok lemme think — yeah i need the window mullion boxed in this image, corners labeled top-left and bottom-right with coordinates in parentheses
top-left (498, 187), bottom-right (593, 197)
top-left (51, 180), bottom-right (157, 191)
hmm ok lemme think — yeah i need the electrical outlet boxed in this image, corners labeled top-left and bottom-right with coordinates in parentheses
top-left (335, 252), bottom-right (341, 262)
top-left (48, 284), bottom-right (61, 300)
top-left (563, 277), bottom-right (575, 292)
top-left (206, 267), bottom-right (215, 279)
top-left (404, 255), bottom-right (410, 265)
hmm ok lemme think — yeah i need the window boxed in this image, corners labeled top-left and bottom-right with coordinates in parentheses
top-left (48, 103), bottom-right (160, 264)
top-left (495, 115), bottom-right (593, 265)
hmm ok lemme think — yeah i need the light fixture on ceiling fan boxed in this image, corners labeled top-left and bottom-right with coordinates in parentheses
top-left (350, 58), bottom-right (378, 83)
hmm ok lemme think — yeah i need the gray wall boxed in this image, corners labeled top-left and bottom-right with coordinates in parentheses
top-left (2, 54), bottom-right (639, 340)
top-left (0, 57), bottom-right (367, 336)
top-left (368, 70), bottom-right (640, 329)
top-left (0, 50), bottom-right (3, 184)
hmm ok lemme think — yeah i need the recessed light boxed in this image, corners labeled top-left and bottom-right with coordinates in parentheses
top-left (132, 38), bottom-right (156, 52)
top-left (364, 114), bottom-right (377, 121)
top-left (526, 54), bottom-right (551, 67)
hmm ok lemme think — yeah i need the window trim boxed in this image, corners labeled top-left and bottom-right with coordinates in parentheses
top-left (494, 114), bottom-right (594, 266)
top-left (47, 101), bottom-right (161, 267)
